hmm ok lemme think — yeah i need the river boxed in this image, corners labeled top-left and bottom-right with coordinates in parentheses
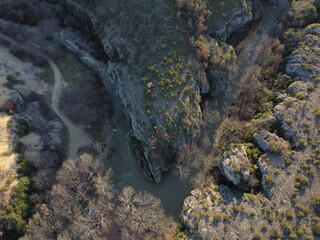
top-left (56, 0), bottom-right (289, 215)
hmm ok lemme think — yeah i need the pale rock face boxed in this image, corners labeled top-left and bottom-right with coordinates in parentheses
top-left (180, 23), bottom-right (320, 240)
top-left (252, 113), bottom-right (276, 129)
top-left (61, 0), bottom-right (251, 182)
top-left (253, 130), bottom-right (283, 153)
top-left (207, 0), bottom-right (252, 41)
top-left (219, 145), bottom-right (250, 186)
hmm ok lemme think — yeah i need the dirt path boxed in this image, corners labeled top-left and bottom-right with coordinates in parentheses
top-left (0, 32), bottom-right (97, 159)
top-left (0, 113), bottom-right (16, 170)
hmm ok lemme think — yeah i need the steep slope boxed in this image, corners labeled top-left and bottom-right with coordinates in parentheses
top-left (179, 21), bottom-right (320, 240)
top-left (63, 0), bottom-right (251, 182)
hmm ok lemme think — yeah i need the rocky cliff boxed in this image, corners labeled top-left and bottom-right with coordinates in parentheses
top-left (179, 23), bottom-right (320, 240)
top-left (65, 0), bottom-right (252, 181)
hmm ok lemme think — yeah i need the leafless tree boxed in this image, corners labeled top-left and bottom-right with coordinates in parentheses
top-left (115, 186), bottom-right (177, 240)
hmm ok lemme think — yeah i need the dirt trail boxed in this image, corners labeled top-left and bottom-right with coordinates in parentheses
top-left (0, 113), bottom-right (15, 170)
top-left (0, 32), bottom-right (97, 159)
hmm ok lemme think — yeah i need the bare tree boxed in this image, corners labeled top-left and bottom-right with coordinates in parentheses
top-left (115, 186), bottom-right (177, 240)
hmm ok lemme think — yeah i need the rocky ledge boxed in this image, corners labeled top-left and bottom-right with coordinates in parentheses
top-left (179, 23), bottom-right (320, 240)
top-left (66, 0), bottom-right (252, 181)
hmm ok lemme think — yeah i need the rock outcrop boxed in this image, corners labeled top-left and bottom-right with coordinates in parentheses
top-left (219, 145), bottom-right (251, 186)
top-left (206, 0), bottom-right (252, 41)
top-left (179, 23), bottom-right (320, 240)
top-left (64, 0), bottom-right (252, 182)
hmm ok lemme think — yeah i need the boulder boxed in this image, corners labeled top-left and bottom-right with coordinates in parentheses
top-left (252, 113), bottom-right (276, 129)
top-left (219, 145), bottom-right (251, 186)
top-left (253, 131), bottom-right (278, 152)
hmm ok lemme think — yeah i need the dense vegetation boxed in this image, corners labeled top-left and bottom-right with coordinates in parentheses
top-left (0, 157), bottom-right (35, 238)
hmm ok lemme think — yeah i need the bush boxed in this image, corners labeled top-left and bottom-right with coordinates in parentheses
top-left (313, 221), bottom-right (320, 236)
top-left (288, 1), bottom-right (318, 27)
top-left (285, 210), bottom-right (294, 220)
top-left (1, 176), bottom-right (32, 233)
top-left (232, 205), bottom-right (241, 213)
top-left (281, 221), bottom-right (293, 235)
top-left (295, 174), bottom-right (310, 189)
top-left (265, 175), bottom-right (275, 187)
top-left (296, 228), bottom-right (304, 236)
top-left (252, 233), bottom-right (262, 240)
top-left (13, 141), bottom-right (25, 154)
top-left (283, 28), bottom-right (303, 53)
top-left (7, 119), bottom-right (13, 128)
top-left (16, 157), bottom-right (36, 176)
top-left (16, 118), bottom-right (29, 137)
top-left (295, 204), bottom-right (309, 217)
top-left (310, 196), bottom-right (320, 212)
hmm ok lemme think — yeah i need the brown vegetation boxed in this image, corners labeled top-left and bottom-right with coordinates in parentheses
top-left (23, 151), bottom-right (177, 240)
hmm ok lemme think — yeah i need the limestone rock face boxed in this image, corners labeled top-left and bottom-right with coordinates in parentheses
top-left (65, 0), bottom-right (251, 182)
top-left (275, 24), bottom-right (320, 149)
top-left (180, 22), bottom-right (320, 240)
top-left (207, 0), bottom-right (252, 41)
top-left (252, 113), bottom-right (276, 129)
top-left (219, 145), bottom-right (251, 186)
top-left (253, 130), bottom-right (289, 154)
top-left (181, 184), bottom-right (273, 240)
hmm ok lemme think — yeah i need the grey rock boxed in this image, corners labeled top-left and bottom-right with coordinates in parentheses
top-left (207, 1), bottom-right (252, 41)
top-left (253, 131), bottom-right (280, 153)
top-left (5, 89), bottom-right (24, 111)
top-left (219, 145), bottom-right (251, 186)
top-left (287, 81), bottom-right (307, 95)
top-left (253, 113), bottom-right (276, 129)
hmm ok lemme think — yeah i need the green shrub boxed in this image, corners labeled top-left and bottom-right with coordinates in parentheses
top-left (295, 204), bottom-right (309, 217)
top-left (175, 232), bottom-right (188, 240)
top-left (281, 221), bottom-right (293, 235)
top-left (261, 225), bottom-right (268, 232)
top-left (7, 119), bottom-right (13, 128)
top-left (13, 141), bottom-right (24, 154)
top-left (300, 138), bottom-right (308, 146)
top-left (284, 157), bottom-right (293, 166)
top-left (232, 205), bottom-right (240, 213)
top-left (265, 175), bottom-right (275, 187)
top-left (296, 228), bottom-right (304, 236)
top-left (307, 85), bottom-right (315, 91)
top-left (213, 214), bottom-right (223, 222)
top-left (1, 176), bottom-right (32, 233)
top-left (16, 118), bottom-right (29, 137)
top-left (16, 157), bottom-right (36, 176)
top-left (312, 221), bottom-right (320, 236)
top-left (270, 228), bottom-right (282, 239)
top-left (310, 197), bottom-right (320, 211)
top-left (267, 215), bottom-right (275, 223)
top-left (270, 142), bottom-right (281, 155)
top-left (223, 214), bottom-right (232, 223)
top-left (252, 232), bottom-right (262, 240)
top-left (285, 210), bottom-right (294, 220)
top-left (289, 233), bottom-right (297, 239)
top-left (295, 174), bottom-right (310, 189)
